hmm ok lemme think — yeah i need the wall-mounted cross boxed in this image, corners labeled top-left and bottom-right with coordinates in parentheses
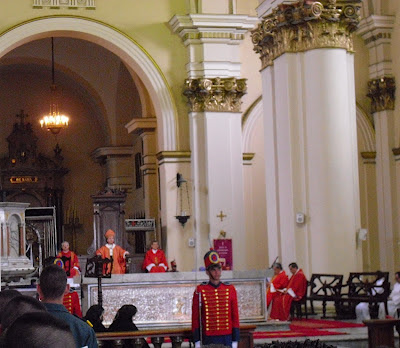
top-left (217, 211), bottom-right (227, 222)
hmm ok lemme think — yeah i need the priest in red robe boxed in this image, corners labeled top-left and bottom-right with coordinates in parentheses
top-left (57, 241), bottom-right (80, 278)
top-left (96, 229), bottom-right (129, 274)
top-left (142, 241), bottom-right (168, 273)
top-left (269, 262), bottom-right (308, 321)
top-left (267, 263), bottom-right (289, 308)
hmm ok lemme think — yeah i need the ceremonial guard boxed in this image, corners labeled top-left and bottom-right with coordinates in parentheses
top-left (192, 250), bottom-right (240, 348)
top-left (63, 288), bottom-right (82, 318)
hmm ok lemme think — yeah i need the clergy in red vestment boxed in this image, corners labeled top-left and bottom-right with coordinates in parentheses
top-left (269, 262), bottom-right (308, 321)
top-left (142, 241), bottom-right (168, 273)
top-left (57, 241), bottom-right (81, 278)
top-left (96, 229), bottom-right (129, 274)
top-left (266, 263), bottom-right (289, 308)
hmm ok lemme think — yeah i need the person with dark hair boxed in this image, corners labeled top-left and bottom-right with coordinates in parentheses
top-left (1, 295), bottom-right (47, 331)
top-left (3, 311), bottom-right (75, 348)
top-left (269, 262), bottom-right (307, 321)
top-left (266, 262), bottom-right (289, 309)
top-left (142, 240), bottom-right (168, 273)
top-left (108, 305), bottom-right (150, 348)
top-left (0, 289), bottom-right (21, 326)
top-left (83, 304), bottom-right (107, 332)
top-left (37, 264), bottom-right (98, 348)
top-left (192, 250), bottom-right (240, 348)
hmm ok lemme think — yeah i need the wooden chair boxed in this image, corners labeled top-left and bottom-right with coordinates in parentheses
top-left (290, 294), bottom-right (308, 319)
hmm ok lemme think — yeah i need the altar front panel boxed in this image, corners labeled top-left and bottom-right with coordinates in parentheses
top-left (87, 278), bottom-right (266, 327)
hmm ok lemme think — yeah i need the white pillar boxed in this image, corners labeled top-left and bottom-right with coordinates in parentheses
top-left (169, 14), bottom-right (257, 270)
top-left (358, 15), bottom-right (397, 275)
top-left (253, 0), bottom-right (363, 274)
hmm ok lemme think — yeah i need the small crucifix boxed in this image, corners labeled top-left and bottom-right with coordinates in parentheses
top-left (217, 211), bottom-right (227, 222)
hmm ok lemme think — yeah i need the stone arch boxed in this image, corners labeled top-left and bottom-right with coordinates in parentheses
top-left (356, 104), bottom-right (375, 152)
top-left (0, 16), bottom-right (177, 151)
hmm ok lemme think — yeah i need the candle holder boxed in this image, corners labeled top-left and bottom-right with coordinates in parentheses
top-left (175, 173), bottom-right (191, 227)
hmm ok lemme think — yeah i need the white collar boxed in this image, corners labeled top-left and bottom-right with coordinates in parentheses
top-left (151, 249), bottom-right (158, 254)
top-left (106, 243), bottom-right (115, 249)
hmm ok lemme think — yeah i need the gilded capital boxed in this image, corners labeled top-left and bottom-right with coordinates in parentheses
top-left (251, 0), bottom-right (362, 69)
top-left (183, 77), bottom-right (247, 112)
top-left (367, 77), bottom-right (395, 113)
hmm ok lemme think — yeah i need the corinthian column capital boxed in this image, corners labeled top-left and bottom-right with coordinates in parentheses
top-left (183, 77), bottom-right (247, 112)
top-left (251, 0), bottom-right (362, 69)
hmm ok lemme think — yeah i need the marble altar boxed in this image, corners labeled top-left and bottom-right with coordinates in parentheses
top-left (82, 269), bottom-right (271, 327)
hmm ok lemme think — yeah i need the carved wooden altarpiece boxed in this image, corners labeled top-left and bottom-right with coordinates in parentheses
top-left (0, 110), bottom-right (69, 246)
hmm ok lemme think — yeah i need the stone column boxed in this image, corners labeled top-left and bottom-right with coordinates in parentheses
top-left (91, 146), bottom-right (134, 192)
top-left (252, 0), bottom-right (363, 274)
top-left (360, 152), bottom-right (379, 271)
top-left (125, 118), bottom-right (160, 240)
top-left (170, 14), bottom-right (257, 270)
top-left (358, 15), bottom-right (397, 275)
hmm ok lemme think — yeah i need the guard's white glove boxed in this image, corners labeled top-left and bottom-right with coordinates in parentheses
top-left (232, 342), bottom-right (238, 348)
top-left (195, 341), bottom-right (201, 348)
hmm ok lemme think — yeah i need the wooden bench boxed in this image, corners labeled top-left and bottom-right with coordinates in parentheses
top-left (306, 272), bottom-right (390, 319)
top-left (335, 272), bottom-right (390, 319)
top-left (96, 325), bottom-right (256, 348)
top-left (307, 274), bottom-right (343, 319)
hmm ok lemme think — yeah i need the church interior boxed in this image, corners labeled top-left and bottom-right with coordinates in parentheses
top-left (0, 0), bottom-right (399, 307)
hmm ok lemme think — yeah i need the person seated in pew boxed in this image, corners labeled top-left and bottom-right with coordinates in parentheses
top-left (83, 304), bottom-right (107, 332)
top-left (379, 271), bottom-right (400, 319)
top-left (3, 311), bottom-right (76, 348)
top-left (269, 262), bottom-right (308, 321)
top-left (108, 304), bottom-right (150, 348)
top-left (142, 240), bottom-right (168, 273)
top-left (355, 271), bottom-right (386, 321)
top-left (267, 262), bottom-right (289, 310)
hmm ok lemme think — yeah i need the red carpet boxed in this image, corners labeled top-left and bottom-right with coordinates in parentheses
top-left (290, 319), bottom-right (364, 331)
top-left (253, 319), bottom-right (364, 340)
top-left (254, 329), bottom-right (345, 339)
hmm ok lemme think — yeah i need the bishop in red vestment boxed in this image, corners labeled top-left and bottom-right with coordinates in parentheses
top-left (269, 262), bottom-right (307, 321)
top-left (57, 241), bottom-right (81, 278)
top-left (96, 229), bottom-right (129, 274)
top-left (142, 241), bottom-right (168, 273)
top-left (267, 263), bottom-right (289, 307)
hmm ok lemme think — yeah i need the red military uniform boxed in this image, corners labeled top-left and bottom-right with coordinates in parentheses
top-left (192, 282), bottom-right (240, 345)
top-left (142, 249), bottom-right (168, 273)
top-left (63, 290), bottom-right (82, 318)
top-left (267, 270), bottom-right (289, 307)
top-left (57, 250), bottom-right (80, 278)
top-left (270, 269), bottom-right (307, 321)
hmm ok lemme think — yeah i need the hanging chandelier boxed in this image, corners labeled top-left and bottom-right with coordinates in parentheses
top-left (39, 37), bottom-right (69, 135)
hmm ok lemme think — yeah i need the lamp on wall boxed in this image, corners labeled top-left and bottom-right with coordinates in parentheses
top-left (175, 173), bottom-right (191, 227)
top-left (39, 37), bottom-right (69, 135)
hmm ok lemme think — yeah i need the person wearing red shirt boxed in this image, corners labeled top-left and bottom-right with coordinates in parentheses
top-left (63, 289), bottom-right (82, 318)
top-left (192, 250), bottom-right (240, 348)
top-left (96, 229), bottom-right (129, 274)
top-left (269, 262), bottom-right (307, 321)
top-left (267, 263), bottom-right (289, 308)
top-left (142, 241), bottom-right (168, 273)
top-left (57, 241), bottom-right (80, 278)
